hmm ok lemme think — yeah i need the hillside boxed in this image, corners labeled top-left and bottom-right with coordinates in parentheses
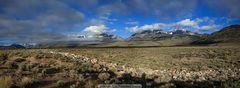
top-left (209, 25), bottom-right (240, 42)
top-left (0, 44), bottom-right (25, 49)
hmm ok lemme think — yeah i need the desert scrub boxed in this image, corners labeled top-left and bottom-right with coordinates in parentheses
top-left (69, 70), bottom-right (79, 78)
top-left (0, 52), bottom-right (8, 61)
top-left (14, 58), bottom-right (26, 62)
top-left (84, 79), bottom-right (99, 88)
top-left (18, 63), bottom-right (38, 71)
top-left (41, 67), bottom-right (60, 74)
top-left (18, 77), bottom-right (34, 88)
top-left (98, 73), bottom-right (110, 81)
top-left (56, 80), bottom-right (65, 87)
top-left (0, 76), bottom-right (12, 88)
top-left (78, 74), bottom-right (85, 81)
top-left (4, 61), bottom-right (18, 69)
top-left (79, 62), bottom-right (94, 73)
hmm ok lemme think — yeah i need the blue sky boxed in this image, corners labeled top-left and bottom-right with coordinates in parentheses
top-left (0, 0), bottom-right (240, 44)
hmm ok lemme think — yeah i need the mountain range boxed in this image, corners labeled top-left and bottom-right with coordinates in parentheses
top-left (104, 24), bottom-right (240, 47)
top-left (1, 24), bottom-right (239, 48)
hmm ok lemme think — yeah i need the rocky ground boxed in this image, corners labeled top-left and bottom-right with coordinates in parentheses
top-left (0, 48), bottom-right (240, 88)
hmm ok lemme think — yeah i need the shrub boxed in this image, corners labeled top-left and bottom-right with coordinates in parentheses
top-left (78, 74), bottom-right (85, 81)
top-left (0, 76), bottom-right (12, 88)
top-left (18, 63), bottom-right (37, 71)
top-left (84, 79), bottom-right (99, 88)
top-left (98, 73), bottom-right (110, 81)
top-left (69, 70), bottom-right (84, 80)
top-left (4, 61), bottom-right (18, 69)
top-left (70, 84), bottom-right (77, 88)
top-left (56, 80), bottom-right (65, 87)
top-left (19, 77), bottom-right (34, 87)
top-left (17, 62), bottom-right (26, 72)
top-left (31, 66), bottom-right (42, 73)
top-left (42, 67), bottom-right (59, 74)
top-left (0, 53), bottom-right (7, 61)
top-left (14, 58), bottom-right (26, 62)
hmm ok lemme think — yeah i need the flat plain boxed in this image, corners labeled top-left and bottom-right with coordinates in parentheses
top-left (0, 45), bottom-right (240, 88)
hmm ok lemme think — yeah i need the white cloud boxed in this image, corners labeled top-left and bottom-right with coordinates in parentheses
top-left (176, 18), bottom-right (219, 31)
top-left (126, 23), bottom-right (165, 33)
top-left (126, 18), bottom-right (220, 33)
top-left (199, 25), bottom-right (218, 31)
top-left (125, 21), bottom-right (139, 25)
top-left (83, 25), bottom-right (116, 34)
top-left (177, 19), bottom-right (198, 27)
top-left (83, 25), bottom-right (108, 34)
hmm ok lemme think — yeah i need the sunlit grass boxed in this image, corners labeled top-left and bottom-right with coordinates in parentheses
top-left (0, 76), bottom-right (12, 88)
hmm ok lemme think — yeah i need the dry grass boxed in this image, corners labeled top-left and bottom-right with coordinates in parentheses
top-left (0, 45), bottom-right (239, 87)
top-left (55, 45), bottom-right (240, 71)
top-left (0, 76), bottom-right (12, 88)
top-left (19, 77), bottom-right (34, 87)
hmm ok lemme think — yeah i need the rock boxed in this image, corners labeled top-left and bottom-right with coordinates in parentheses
top-left (98, 73), bottom-right (110, 81)
top-left (93, 64), bottom-right (101, 71)
top-left (160, 83), bottom-right (176, 88)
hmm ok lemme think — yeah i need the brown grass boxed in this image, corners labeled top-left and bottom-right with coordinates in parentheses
top-left (0, 76), bottom-right (12, 88)
top-left (55, 45), bottom-right (240, 71)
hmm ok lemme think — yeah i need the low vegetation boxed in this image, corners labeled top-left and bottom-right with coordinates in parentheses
top-left (0, 76), bottom-right (12, 88)
top-left (0, 45), bottom-right (239, 88)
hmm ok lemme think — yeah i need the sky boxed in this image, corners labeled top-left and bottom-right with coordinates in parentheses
top-left (0, 0), bottom-right (240, 44)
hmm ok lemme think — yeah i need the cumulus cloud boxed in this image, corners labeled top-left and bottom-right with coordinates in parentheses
top-left (84, 25), bottom-right (108, 34)
top-left (0, 0), bottom-right (85, 43)
top-left (83, 25), bottom-right (116, 35)
top-left (176, 18), bottom-right (219, 31)
top-left (126, 18), bottom-right (220, 33)
top-left (177, 19), bottom-right (198, 27)
top-left (126, 23), bottom-right (166, 33)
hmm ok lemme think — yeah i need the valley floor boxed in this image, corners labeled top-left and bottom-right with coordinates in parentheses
top-left (0, 45), bottom-right (240, 88)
